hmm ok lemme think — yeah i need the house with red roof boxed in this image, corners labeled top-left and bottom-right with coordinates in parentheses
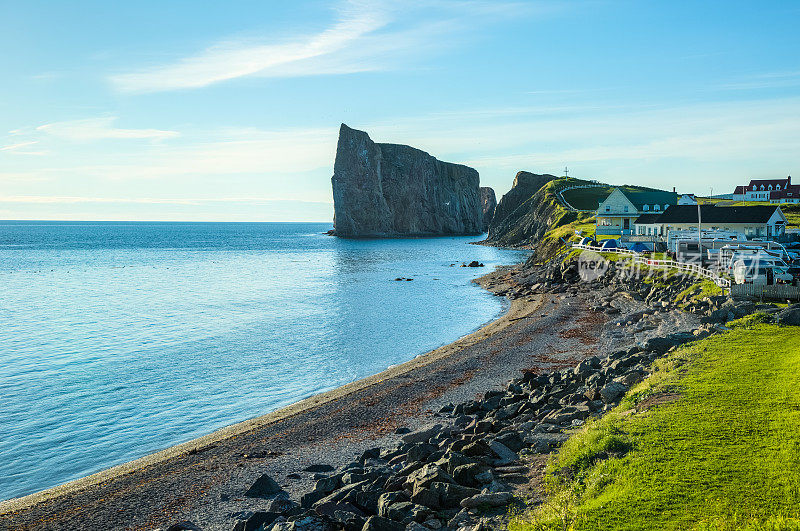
top-left (732, 176), bottom-right (799, 203)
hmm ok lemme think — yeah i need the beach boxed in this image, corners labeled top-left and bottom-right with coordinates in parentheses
top-left (0, 264), bottom-right (611, 530)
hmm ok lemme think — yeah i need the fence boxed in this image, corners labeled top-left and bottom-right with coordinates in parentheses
top-left (731, 283), bottom-right (800, 300)
top-left (570, 243), bottom-right (732, 288)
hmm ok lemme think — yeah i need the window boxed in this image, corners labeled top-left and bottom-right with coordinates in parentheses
top-left (654, 204), bottom-right (660, 211)
top-left (760, 185), bottom-right (765, 190)
top-left (769, 185), bottom-right (773, 191)
top-left (776, 184), bottom-right (781, 190)
top-left (664, 204), bottom-right (669, 210)
top-left (623, 206), bottom-right (629, 212)
top-left (605, 206), bottom-right (610, 212)
top-left (753, 185), bottom-right (757, 191)
top-left (643, 204), bottom-right (649, 211)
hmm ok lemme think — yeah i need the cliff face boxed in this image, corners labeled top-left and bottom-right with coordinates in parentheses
top-left (332, 124), bottom-right (483, 237)
top-left (480, 187), bottom-right (497, 232)
top-left (486, 172), bottom-right (560, 246)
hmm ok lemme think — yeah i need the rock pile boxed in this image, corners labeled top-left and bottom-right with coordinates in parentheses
top-left (221, 339), bottom-right (675, 531)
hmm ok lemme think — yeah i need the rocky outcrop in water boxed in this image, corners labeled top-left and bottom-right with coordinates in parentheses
top-left (331, 124), bottom-right (483, 237)
top-left (485, 172), bottom-right (559, 246)
top-left (480, 187), bottom-right (497, 232)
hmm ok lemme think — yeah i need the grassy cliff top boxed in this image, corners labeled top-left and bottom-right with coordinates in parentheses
top-left (511, 320), bottom-right (800, 530)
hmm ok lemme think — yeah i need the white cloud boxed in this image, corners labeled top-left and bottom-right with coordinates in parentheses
top-left (0, 140), bottom-right (46, 155)
top-left (36, 117), bottom-right (180, 142)
top-left (111, 0), bottom-right (390, 93)
top-left (109, 0), bottom-right (534, 93)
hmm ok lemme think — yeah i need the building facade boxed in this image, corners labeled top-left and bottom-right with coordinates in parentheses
top-left (596, 188), bottom-right (678, 236)
top-left (731, 176), bottom-right (799, 203)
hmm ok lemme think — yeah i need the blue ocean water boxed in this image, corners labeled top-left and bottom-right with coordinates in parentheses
top-left (0, 221), bottom-right (528, 501)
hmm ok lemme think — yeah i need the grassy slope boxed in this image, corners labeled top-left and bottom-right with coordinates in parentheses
top-left (512, 321), bottom-right (800, 531)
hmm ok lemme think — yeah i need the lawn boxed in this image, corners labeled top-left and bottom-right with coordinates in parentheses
top-left (511, 322), bottom-right (800, 531)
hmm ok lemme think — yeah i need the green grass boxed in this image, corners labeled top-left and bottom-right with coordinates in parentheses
top-left (675, 279), bottom-right (724, 305)
top-left (511, 325), bottom-right (800, 531)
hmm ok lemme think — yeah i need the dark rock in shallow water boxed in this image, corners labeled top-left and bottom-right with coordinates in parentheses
top-left (244, 473), bottom-right (284, 498)
top-left (331, 124), bottom-right (482, 237)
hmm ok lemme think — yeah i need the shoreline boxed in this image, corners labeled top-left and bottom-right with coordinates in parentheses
top-left (0, 266), bottom-right (537, 518)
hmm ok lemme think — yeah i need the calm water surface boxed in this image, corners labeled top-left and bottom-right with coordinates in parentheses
top-left (0, 221), bottom-right (528, 501)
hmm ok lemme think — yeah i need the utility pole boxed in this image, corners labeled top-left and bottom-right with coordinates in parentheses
top-left (564, 166), bottom-right (569, 179)
top-left (697, 202), bottom-right (703, 267)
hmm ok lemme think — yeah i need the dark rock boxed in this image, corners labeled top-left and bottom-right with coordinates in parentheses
top-left (599, 382), bottom-right (628, 403)
top-left (378, 492), bottom-right (410, 518)
top-left (777, 308), bottom-right (800, 326)
top-left (166, 522), bottom-right (201, 531)
top-left (362, 515), bottom-right (404, 531)
top-left (460, 491), bottom-right (514, 509)
top-left (486, 171), bottom-right (558, 246)
top-left (244, 473), bottom-right (284, 498)
top-left (232, 511), bottom-right (280, 531)
top-left (331, 124), bottom-right (482, 237)
top-left (480, 187), bottom-right (497, 232)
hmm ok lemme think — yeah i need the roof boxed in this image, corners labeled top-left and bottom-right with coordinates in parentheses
top-left (733, 185), bottom-right (747, 195)
top-left (634, 213), bottom-right (663, 225)
top-left (748, 177), bottom-right (791, 188)
top-left (770, 184), bottom-right (800, 199)
top-left (618, 189), bottom-right (678, 209)
top-left (655, 205), bottom-right (782, 224)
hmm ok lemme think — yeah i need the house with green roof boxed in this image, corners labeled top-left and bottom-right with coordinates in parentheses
top-left (596, 187), bottom-right (678, 236)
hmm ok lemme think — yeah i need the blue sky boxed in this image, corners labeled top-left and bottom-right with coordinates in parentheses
top-left (1, 0), bottom-right (798, 221)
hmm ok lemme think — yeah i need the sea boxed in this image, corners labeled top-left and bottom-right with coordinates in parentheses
top-left (0, 221), bottom-right (529, 501)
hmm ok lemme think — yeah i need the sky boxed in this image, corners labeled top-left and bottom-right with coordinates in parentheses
top-left (1, 0), bottom-right (799, 221)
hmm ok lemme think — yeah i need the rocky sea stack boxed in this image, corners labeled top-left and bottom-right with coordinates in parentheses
top-left (331, 124), bottom-right (488, 237)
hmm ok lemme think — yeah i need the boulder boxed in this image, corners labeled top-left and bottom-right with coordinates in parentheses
top-left (777, 308), bottom-right (800, 326)
top-left (363, 516), bottom-right (405, 531)
top-left (599, 382), bottom-right (628, 403)
top-left (459, 492), bottom-right (514, 509)
top-left (244, 473), bottom-right (284, 498)
top-left (232, 511), bottom-right (280, 531)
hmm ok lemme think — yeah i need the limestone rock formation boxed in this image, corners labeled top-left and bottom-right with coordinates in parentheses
top-left (480, 187), bottom-right (497, 232)
top-left (486, 171), bottom-right (559, 246)
top-left (331, 124), bottom-right (482, 237)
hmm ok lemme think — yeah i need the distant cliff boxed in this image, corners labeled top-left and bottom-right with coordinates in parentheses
top-left (486, 172), bottom-right (561, 246)
top-left (331, 124), bottom-right (483, 238)
top-left (480, 187), bottom-right (497, 232)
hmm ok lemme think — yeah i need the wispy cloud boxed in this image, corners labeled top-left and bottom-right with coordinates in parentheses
top-left (0, 140), bottom-right (46, 155)
top-left (110, 0), bottom-right (390, 93)
top-left (109, 0), bottom-right (533, 93)
top-left (35, 117), bottom-right (179, 142)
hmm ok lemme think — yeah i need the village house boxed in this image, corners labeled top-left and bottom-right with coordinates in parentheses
top-left (595, 188), bottom-right (678, 236)
top-left (633, 204), bottom-right (787, 239)
top-left (731, 176), bottom-right (799, 203)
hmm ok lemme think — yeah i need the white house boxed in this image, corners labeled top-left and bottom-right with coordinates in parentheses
top-left (731, 176), bottom-right (799, 203)
top-left (596, 188), bottom-right (678, 236)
